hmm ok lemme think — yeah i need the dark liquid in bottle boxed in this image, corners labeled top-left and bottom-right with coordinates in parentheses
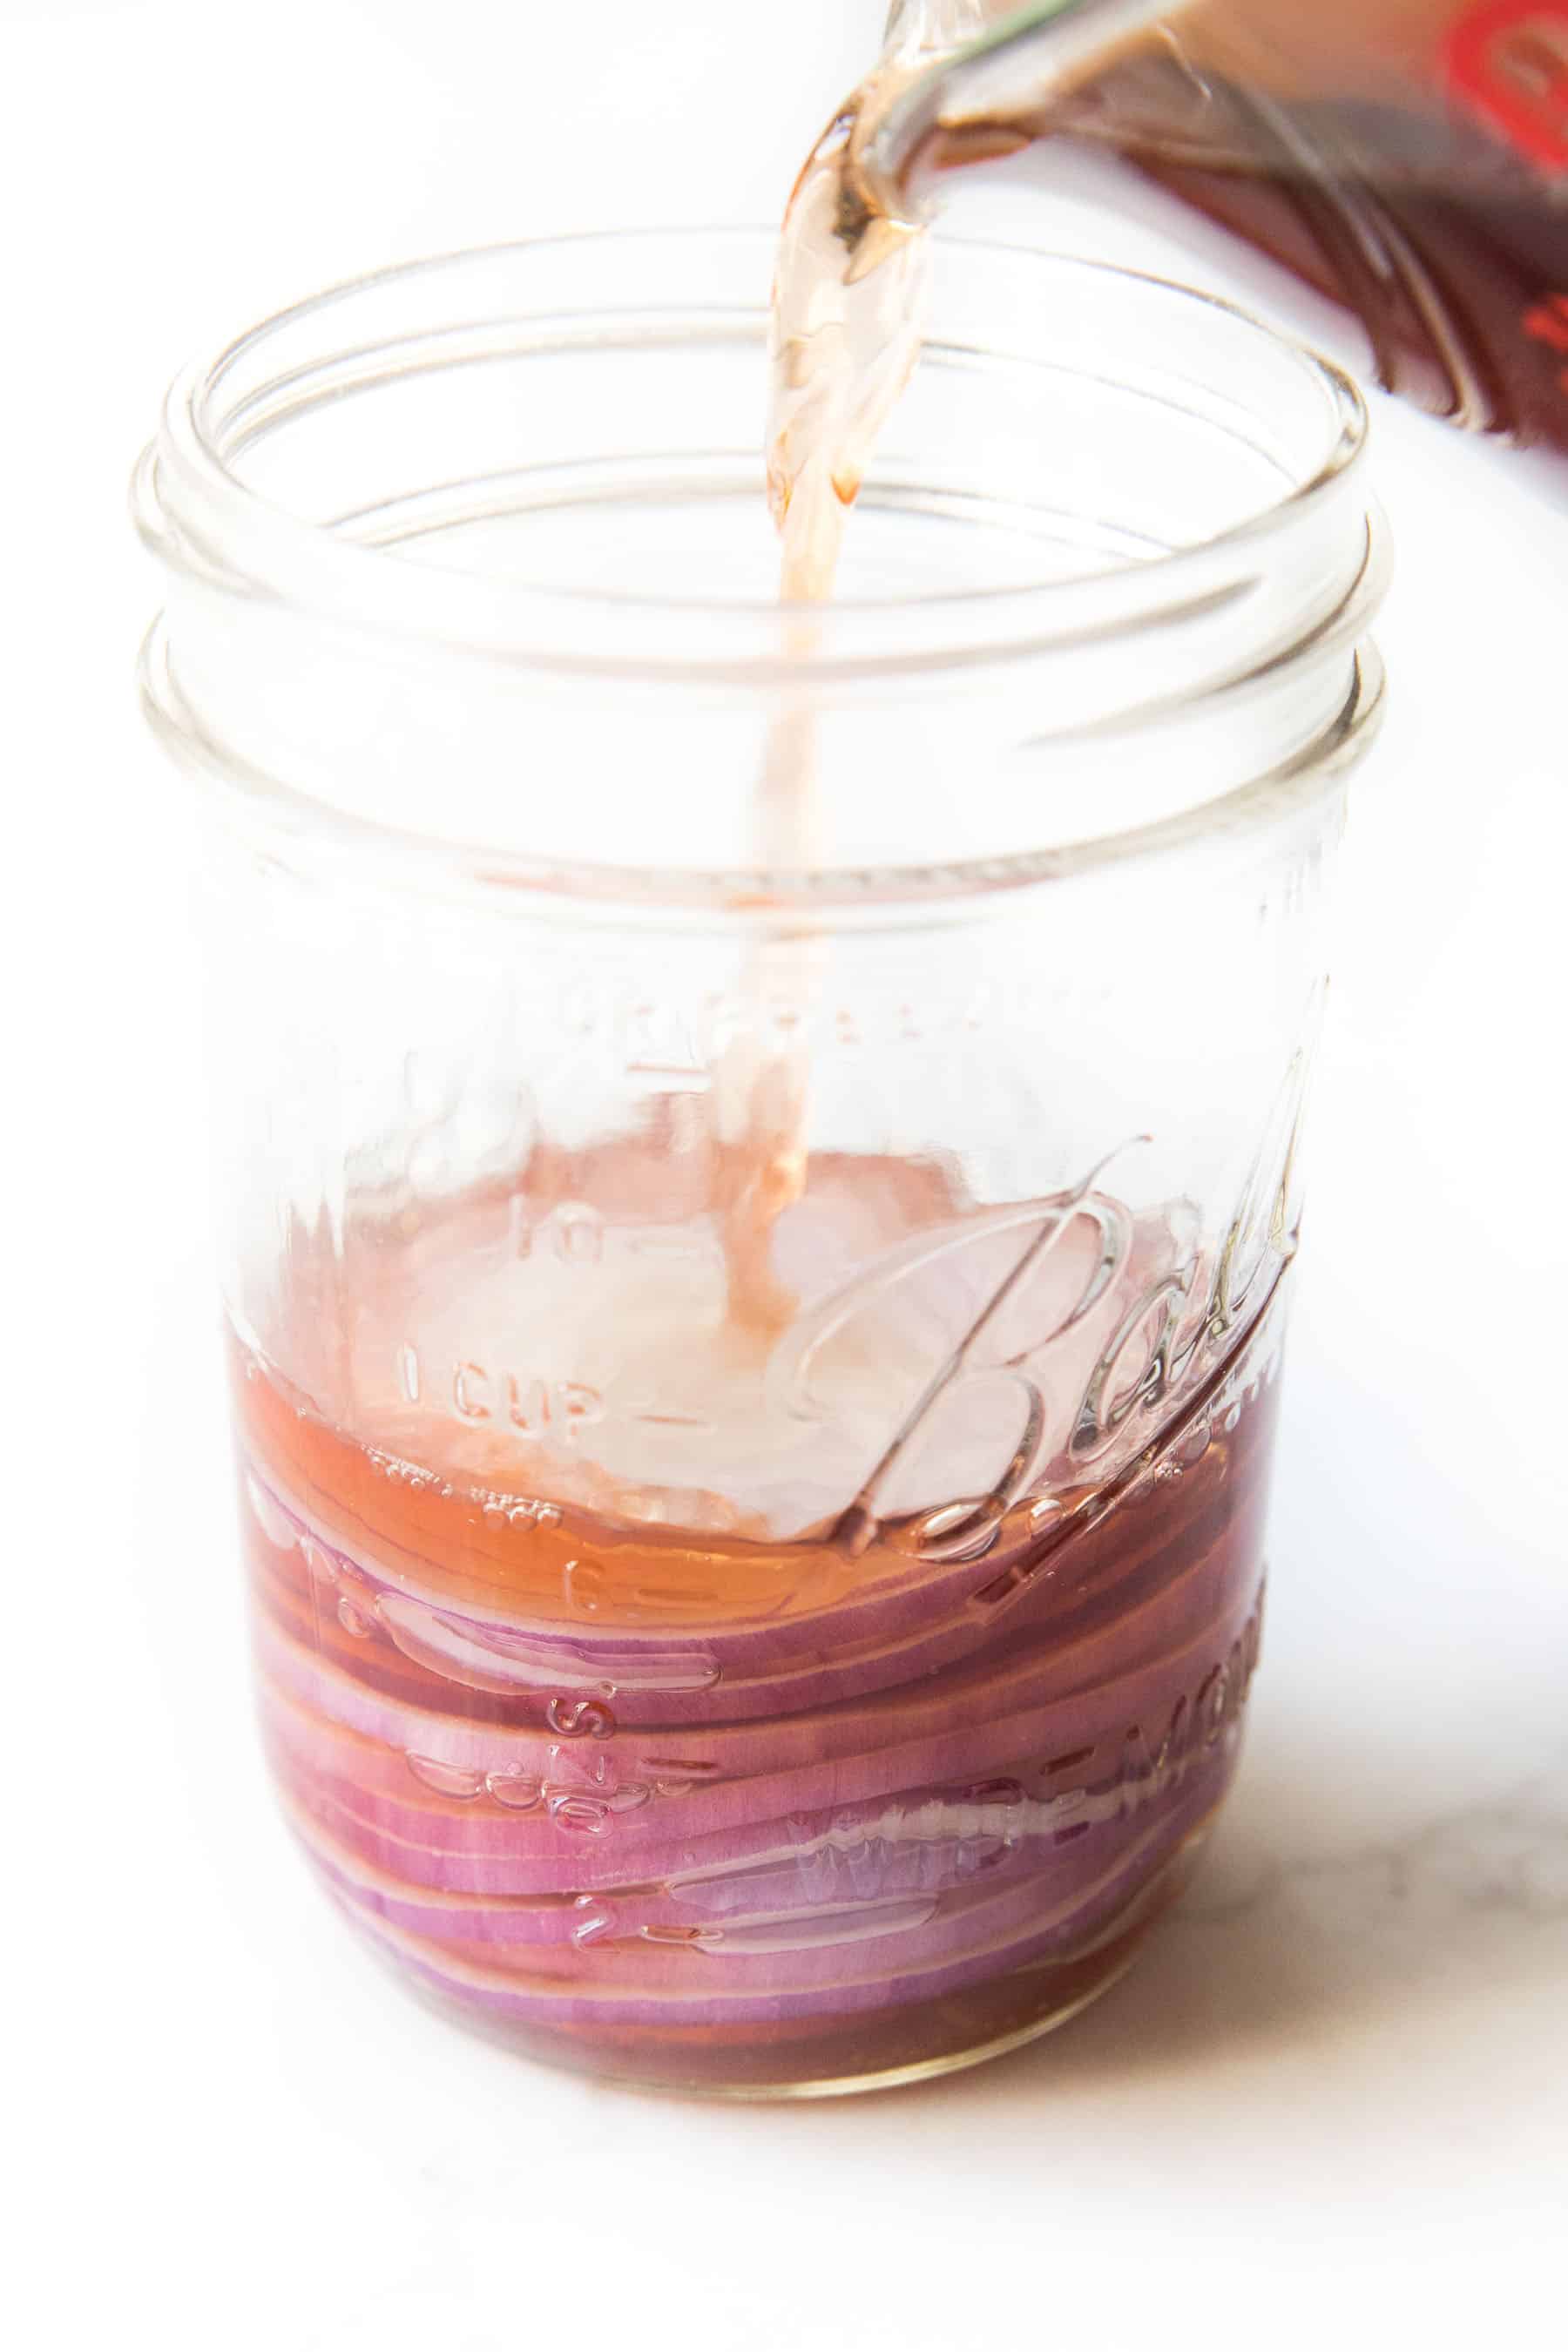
top-left (771, 7), bottom-right (1568, 598)
top-left (1024, 51), bottom-right (1568, 453)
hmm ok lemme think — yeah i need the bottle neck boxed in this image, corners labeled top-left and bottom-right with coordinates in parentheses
top-left (871, 0), bottom-right (1568, 456)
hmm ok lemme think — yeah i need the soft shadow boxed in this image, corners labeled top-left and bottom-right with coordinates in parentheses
top-left (885, 1720), bottom-right (1568, 2117)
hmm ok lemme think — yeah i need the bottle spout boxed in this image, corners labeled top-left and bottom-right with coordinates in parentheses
top-left (867, 0), bottom-right (1198, 199)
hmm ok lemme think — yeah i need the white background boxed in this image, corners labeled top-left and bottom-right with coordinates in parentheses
top-left (7, 4), bottom-right (1565, 2347)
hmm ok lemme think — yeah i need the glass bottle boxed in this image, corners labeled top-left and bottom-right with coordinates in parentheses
top-left (873, 0), bottom-right (1568, 455)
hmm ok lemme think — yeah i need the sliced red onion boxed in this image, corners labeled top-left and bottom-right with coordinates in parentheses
top-left (281, 1750), bottom-right (1222, 1967)
top-left (328, 1786), bottom-right (1215, 2027)
top-left (251, 1502), bottom-right (1255, 1787)
top-left (237, 1282), bottom-right (1280, 2062)
top-left (258, 1586), bottom-right (1256, 1905)
top-left (255, 1567), bottom-right (1259, 1890)
top-left (238, 1339), bottom-right (1252, 1727)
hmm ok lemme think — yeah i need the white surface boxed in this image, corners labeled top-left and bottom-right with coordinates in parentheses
top-left (8, 5), bottom-right (1565, 2347)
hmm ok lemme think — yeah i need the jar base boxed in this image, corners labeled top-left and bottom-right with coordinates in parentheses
top-left (341, 1829), bottom-right (1209, 2102)
top-left (575, 1953), bottom-right (1141, 2102)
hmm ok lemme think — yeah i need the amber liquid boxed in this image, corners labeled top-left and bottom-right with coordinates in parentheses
top-left (238, 1152), bottom-right (1282, 2092)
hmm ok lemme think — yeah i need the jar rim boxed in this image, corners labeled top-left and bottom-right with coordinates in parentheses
top-left (135, 228), bottom-right (1387, 905)
top-left (136, 227), bottom-right (1371, 682)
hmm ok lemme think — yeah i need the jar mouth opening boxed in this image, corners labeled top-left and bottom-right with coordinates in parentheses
top-left (137, 228), bottom-right (1387, 905)
top-left (137, 227), bottom-right (1370, 686)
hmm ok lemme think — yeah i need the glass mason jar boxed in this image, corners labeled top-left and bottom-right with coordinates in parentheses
top-left (135, 231), bottom-right (1386, 2097)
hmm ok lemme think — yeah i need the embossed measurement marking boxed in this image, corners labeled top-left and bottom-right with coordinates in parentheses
top-left (395, 1348), bottom-right (607, 1436)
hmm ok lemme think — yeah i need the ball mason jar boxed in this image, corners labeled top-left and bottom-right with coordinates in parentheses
top-left (135, 231), bottom-right (1387, 2096)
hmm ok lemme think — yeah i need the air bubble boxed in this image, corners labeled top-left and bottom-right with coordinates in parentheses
top-left (405, 1754), bottom-right (487, 1800)
top-left (247, 1475), bottom-right (297, 1553)
top-left (300, 1535), bottom-right (338, 1587)
top-left (551, 1794), bottom-right (611, 1835)
top-left (337, 1598), bottom-right (373, 1639)
top-left (485, 1769), bottom-right (544, 1812)
top-left (563, 1558), bottom-right (605, 1614)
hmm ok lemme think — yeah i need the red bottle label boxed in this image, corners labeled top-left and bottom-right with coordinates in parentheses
top-left (1524, 290), bottom-right (1568, 395)
top-left (1446, 1), bottom-right (1568, 172)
